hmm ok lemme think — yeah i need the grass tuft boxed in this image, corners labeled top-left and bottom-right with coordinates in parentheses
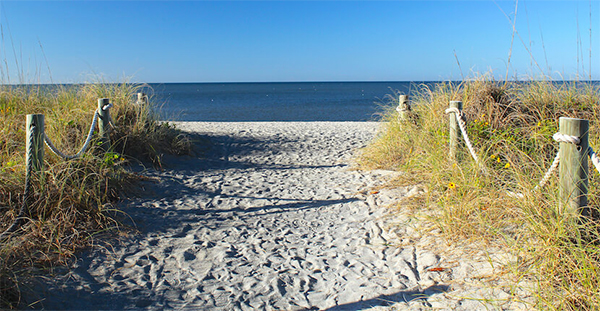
top-left (360, 76), bottom-right (600, 309)
top-left (0, 82), bottom-right (190, 308)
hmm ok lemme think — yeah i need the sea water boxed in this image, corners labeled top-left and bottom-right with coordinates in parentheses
top-left (148, 82), bottom-right (426, 122)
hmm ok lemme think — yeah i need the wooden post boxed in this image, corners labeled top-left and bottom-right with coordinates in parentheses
top-left (137, 92), bottom-right (147, 105)
top-left (97, 98), bottom-right (111, 151)
top-left (558, 117), bottom-right (589, 218)
top-left (26, 114), bottom-right (44, 174)
top-left (397, 95), bottom-right (409, 121)
top-left (449, 101), bottom-right (463, 161)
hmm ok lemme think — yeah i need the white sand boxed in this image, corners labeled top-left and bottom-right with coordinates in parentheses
top-left (26, 122), bottom-right (532, 310)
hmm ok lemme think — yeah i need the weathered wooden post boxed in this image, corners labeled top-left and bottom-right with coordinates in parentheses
top-left (397, 95), bottom-right (410, 121)
top-left (97, 98), bottom-right (111, 151)
top-left (26, 114), bottom-right (44, 174)
top-left (449, 101), bottom-right (463, 161)
top-left (558, 117), bottom-right (589, 218)
top-left (137, 92), bottom-right (147, 105)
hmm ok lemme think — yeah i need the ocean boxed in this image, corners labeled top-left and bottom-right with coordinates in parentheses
top-left (147, 82), bottom-right (426, 122)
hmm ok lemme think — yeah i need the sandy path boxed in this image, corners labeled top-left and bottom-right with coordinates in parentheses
top-left (27, 122), bottom-right (530, 310)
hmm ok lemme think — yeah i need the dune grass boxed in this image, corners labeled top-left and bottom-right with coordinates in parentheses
top-left (360, 76), bottom-right (600, 310)
top-left (0, 82), bottom-right (190, 308)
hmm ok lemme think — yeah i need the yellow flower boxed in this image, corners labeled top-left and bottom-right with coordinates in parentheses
top-left (504, 163), bottom-right (510, 169)
top-left (490, 155), bottom-right (496, 159)
top-left (497, 157), bottom-right (501, 163)
top-left (448, 182), bottom-right (456, 189)
top-left (537, 121), bottom-right (541, 127)
top-left (485, 122), bottom-right (489, 126)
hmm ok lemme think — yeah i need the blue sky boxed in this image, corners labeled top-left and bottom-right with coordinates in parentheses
top-left (0, 0), bottom-right (598, 83)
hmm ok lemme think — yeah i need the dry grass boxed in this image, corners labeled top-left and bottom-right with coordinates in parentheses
top-left (359, 76), bottom-right (600, 310)
top-left (0, 82), bottom-right (190, 308)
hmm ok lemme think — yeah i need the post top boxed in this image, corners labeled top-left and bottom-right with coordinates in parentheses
top-left (559, 117), bottom-right (588, 121)
top-left (449, 100), bottom-right (462, 104)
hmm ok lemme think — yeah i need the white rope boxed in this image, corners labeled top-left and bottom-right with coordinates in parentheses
top-left (397, 101), bottom-right (410, 121)
top-left (504, 148), bottom-right (560, 199)
top-left (397, 96), bottom-right (409, 113)
top-left (443, 108), bottom-right (561, 196)
top-left (534, 151), bottom-right (560, 191)
top-left (588, 146), bottom-right (600, 175)
top-left (532, 132), bottom-right (593, 191)
top-left (552, 132), bottom-right (580, 145)
top-left (101, 102), bottom-right (118, 129)
top-left (517, 132), bottom-right (572, 194)
top-left (443, 118), bottom-right (600, 198)
top-left (96, 102), bottom-right (117, 128)
top-left (44, 110), bottom-right (99, 160)
top-left (396, 105), bottom-right (408, 113)
top-left (445, 107), bottom-right (487, 174)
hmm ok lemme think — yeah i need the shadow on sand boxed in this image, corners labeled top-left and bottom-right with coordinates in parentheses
top-left (324, 285), bottom-right (451, 310)
top-left (120, 132), bottom-right (361, 235)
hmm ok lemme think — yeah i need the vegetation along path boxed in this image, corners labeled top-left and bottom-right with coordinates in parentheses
top-left (28, 122), bottom-right (530, 310)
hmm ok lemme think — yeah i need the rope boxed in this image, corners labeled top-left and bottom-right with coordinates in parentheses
top-left (107, 111), bottom-right (117, 129)
top-left (0, 124), bottom-right (35, 240)
top-left (534, 151), bottom-right (560, 191)
top-left (508, 133), bottom-right (569, 197)
top-left (44, 110), bottom-right (99, 160)
top-left (442, 112), bottom-right (600, 198)
top-left (549, 132), bottom-right (600, 175)
top-left (589, 146), bottom-right (600, 174)
top-left (445, 107), bottom-right (487, 173)
top-left (553, 132), bottom-right (580, 145)
top-left (100, 102), bottom-right (117, 129)
top-left (1, 102), bottom-right (114, 240)
top-left (532, 132), bottom-right (599, 191)
top-left (443, 108), bottom-right (564, 196)
top-left (396, 105), bottom-right (409, 113)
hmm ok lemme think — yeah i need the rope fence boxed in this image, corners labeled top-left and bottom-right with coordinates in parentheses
top-left (0, 97), bottom-right (122, 240)
top-left (44, 109), bottom-right (100, 160)
top-left (394, 95), bottom-right (600, 220)
top-left (438, 100), bottom-right (599, 220)
top-left (445, 105), bottom-right (487, 174)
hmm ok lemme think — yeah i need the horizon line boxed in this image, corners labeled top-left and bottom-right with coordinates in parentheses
top-left (6, 79), bottom-right (600, 86)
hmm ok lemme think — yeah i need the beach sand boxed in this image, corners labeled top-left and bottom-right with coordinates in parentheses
top-left (25, 122), bottom-right (531, 310)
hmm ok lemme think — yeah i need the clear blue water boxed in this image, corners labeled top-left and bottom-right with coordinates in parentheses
top-left (148, 82), bottom-right (427, 121)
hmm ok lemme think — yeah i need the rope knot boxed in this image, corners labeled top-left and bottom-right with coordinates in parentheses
top-left (444, 107), bottom-right (462, 116)
top-left (396, 105), bottom-right (409, 112)
top-left (553, 132), bottom-right (580, 145)
top-left (444, 107), bottom-right (466, 124)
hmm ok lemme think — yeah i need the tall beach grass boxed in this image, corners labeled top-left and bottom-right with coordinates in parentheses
top-left (0, 82), bottom-right (190, 308)
top-left (360, 76), bottom-right (600, 310)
